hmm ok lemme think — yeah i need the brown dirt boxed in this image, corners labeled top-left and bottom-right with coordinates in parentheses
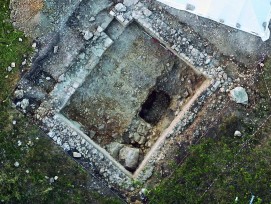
top-left (10, 0), bottom-right (43, 22)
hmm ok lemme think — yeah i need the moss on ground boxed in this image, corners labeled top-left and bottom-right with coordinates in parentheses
top-left (0, 1), bottom-right (122, 203)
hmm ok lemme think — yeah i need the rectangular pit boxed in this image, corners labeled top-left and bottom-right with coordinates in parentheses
top-left (61, 22), bottom-right (205, 172)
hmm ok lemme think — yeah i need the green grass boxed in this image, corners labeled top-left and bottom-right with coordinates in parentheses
top-left (149, 61), bottom-right (271, 203)
top-left (0, 1), bottom-right (32, 102)
top-left (0, 113), bottom-right (122, 203)
top-left (0, 1), bottom-right (122, 203)
top-left (149, 118), bottom-right (271, 203)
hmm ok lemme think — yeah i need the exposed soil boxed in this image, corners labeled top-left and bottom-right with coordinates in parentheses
top-left (62, 22), bottom-right (204, 171)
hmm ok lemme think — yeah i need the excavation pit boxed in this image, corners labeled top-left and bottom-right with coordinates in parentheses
top-left (61, 22), bottom-right (205, 172)
top-left (139, 90), bottom-right (171, 125)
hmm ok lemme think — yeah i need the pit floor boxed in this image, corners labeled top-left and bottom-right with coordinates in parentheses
top-left (62, 22), bottom-right (205, 171)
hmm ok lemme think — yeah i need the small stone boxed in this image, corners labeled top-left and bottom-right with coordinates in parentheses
top-left (138, 136), bottom-right (146, 145)
top-left (115, 3), bottom-right (127, 12)
top-left (14, 161), bottom-right (19, 167)
top-left (205, 58), bottom-right (211, 65)
top-left (97, 26), bottom-right (103, 33)
top-left (72, 152), bottom-right (82, 158)
top-left (83, 31), bottom-right (93, 41)
top-left (26, 170), bottom-right (29, 174)
top-left (54, 176), bottom-right (58, 180)
top-left (134, 133), bottom-right (141, 143)
top-left (12, 120), bottom-right (16, 125)
top-left (220, 87), bottom-right (225, 92)
top-left (89, 17), bottom-right (95, 21)
top-left (184, 90), bottom-right (190, 98)
top-left (32, 42), bottom-right (37, 48)
top-left (53, 46), bottom-right (58, 53)
top-left (20, 98), bottom-right (29, 109)
top-left (222, 73), bottom-right (228, 80)
top-left (79, 53), bottom-right (86, 60)
top-left (45, 77), bottom-right (51, 81)
top-left (18, 38), bottom-right (23, 42)
top-left (146, 141), bottom-right (152, 147)
top-left (186, 3), bottom-right (195, 11)
top-left (109, 10), bottom-right (116, 17)
top-left (17, 140), bottom-right (22, 146)
top-left (234, 130), bottom-right (242, 137)
top-left (212, 81), bottom-right (221, 92)
top-left (140, 188), bottom-right (149, 200)
top-left (259, 63), bottom-right (264, 67)
top-left (72, 131), bottom-right (77, 136)
top-left (191, 48), bottom-right (199, 57)
top-left (27, 140), bottom-right (33, 146)
top-left (22, 59), bottom-right (27, 66)
top-left (58, 74), bottom-right (65, 82)
top-left (49, 177), bottom-right (54, 183)
top-left (7, 66), bottom-right (12, 72)
top-left (98, 124), bottom-right (105, 130)
top-left (11, 62), bottom-right (16, 68)
top-left (143, 8), bottom-right (152, 17)
top-left (89, 130), bottom-right (96, 138)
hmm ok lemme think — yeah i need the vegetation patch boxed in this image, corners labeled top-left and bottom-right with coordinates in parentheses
top-left (148, 61), bottom-right (271, 203)
top-left (0, 1), bottom-right (122, 203)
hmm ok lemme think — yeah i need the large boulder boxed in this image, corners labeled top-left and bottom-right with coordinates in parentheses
top-left (106, 142), bottom-right (124, 159)
top-left (230, 87), bottom-right (248, 105)
top-left (119, 146), bottom-right (139, 170)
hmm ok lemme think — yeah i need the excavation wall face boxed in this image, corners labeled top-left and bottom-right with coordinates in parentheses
top-left (61, 23), bottom-right (205, 172)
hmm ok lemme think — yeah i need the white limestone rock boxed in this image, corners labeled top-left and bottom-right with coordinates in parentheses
top-left (119, 146), bottom-right (139, 170)
top-left (14, 161), bottom-right (19, 167)
top-left (230, 87), bottom-right (248, 104)
top-left (72, 152), bottom-right (82, 158)
top-left (7, 66), bottom-right (12, 72)
top-left (234, 130), bottom-right (242, 137)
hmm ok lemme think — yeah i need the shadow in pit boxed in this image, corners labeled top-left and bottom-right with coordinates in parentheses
top-left (139, 90), bottom-right (171, 125)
